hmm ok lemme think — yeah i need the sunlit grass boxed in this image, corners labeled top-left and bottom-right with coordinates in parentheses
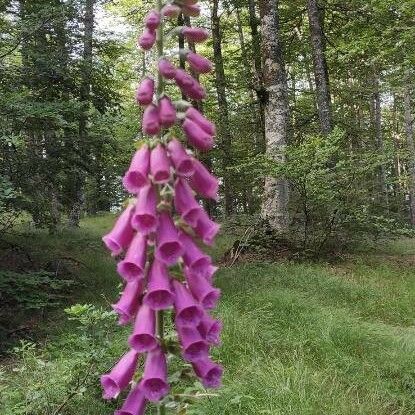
top-left (1, 214), bottom-right (415, 414)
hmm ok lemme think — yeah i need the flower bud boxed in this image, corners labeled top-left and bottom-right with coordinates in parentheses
top-left (142, 104), bottom-right (161, 135)
top-left (138, 29), bottom-right (156, 50)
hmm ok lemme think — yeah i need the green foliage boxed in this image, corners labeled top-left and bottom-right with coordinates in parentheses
top-left (0, 270), bottom-right (74, 310)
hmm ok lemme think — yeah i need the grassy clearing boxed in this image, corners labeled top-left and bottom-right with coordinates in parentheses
top-left (1, 215), bottom-right (415, 414)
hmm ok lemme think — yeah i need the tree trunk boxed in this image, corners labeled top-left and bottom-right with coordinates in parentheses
top-left (248, 0), bottom-right (266, 149)
top-left (211, 0), bottom-right (233, 216)
top-left (404, 74), bottom-right (415, 227)
top-left (258, 0), bottom-right (289, 233)
top-left (68, 0), bottom-right (94, 227)
top-left (307, 0), bottom-right (332, 135)
top-left (372, 75), bottom-right (389, 210)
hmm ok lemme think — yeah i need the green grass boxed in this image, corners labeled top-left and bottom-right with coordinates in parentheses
top-left (1, 215), bottom-right (415, 414)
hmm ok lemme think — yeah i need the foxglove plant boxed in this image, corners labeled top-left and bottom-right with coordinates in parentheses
top-left (101, 1), bottom-right (222, 413)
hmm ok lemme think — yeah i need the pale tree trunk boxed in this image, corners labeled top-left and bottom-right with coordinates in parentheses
top-left (307, 0), bottom-right (332, 134)
top-left (404, 74), bottom-right (415, 227)
top-left (248, 0), bottom-right (266, 149)
top-left (371, 75), bottom-right (389, 209)
top-left (258, 0), bottom-right (289, 233)
top-left (212, 0), bottom-right (233, 216)
top-left (68, 0), bottom-right (94, 227)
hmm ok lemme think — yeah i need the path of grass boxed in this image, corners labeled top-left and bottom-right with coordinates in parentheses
top-left (1, 215), bottom-right (415, 414)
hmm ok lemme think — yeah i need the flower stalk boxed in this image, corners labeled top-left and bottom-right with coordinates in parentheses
top-left (100, 0), bottom-right (222, 413)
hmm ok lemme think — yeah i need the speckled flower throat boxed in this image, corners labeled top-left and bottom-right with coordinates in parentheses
top-left (100, 1), bottom-right (222, 414)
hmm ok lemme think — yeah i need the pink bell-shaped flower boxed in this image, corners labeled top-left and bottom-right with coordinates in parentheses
top-left (123, 145), bottom-right (151, 193)
top-left (138, 29), bottom-right (156, 50)
top-left (142, 104), bottom-right (161, 136)
top-left (186, 51), bottom-right (213, 74)
top-left (150, 144), bottom-right (171, 183)
top-left (114, 383), bottom-right (147, 415)
top-left (179, 232), bottom-right (212, 277)
top-left (101, 350), bottom-right (139, 399)
top-left (141, 347), bottom-right (170, 401)
top-left (102, 204), bottom-right (135, 256)
top-left (158, 58), bottom-right (177, 79)
top-left (185, 107), bottom-right (216, 136)
top-left (192, 209), bottom-right (220, 246)
top-left (128, 304), bottom-right (158, 352)
top-left (161, 3), bottom-right (181, 18)
top-left (143, 260), bottom-right (175, 310)
top-left (189, 159), bottom-right (219, 200)
top-left (187, 81), bottom-right (206, 100)
top-left (182, 27), bottom-right (209, 43)
top-left (174, 178), bottom-right (202, 226)
top-left (185, 267), bottom-right (220, 310)
top-left (192, 357), bottom-right (223, 389)
top-left (135, 77), bottom-right (154, 106)
top-left (155, 211), bottom-right (184, 265)
top-left (174, 68), bottom-right (194, 89)
top-left (117, 233), bottom-right (147, 282)
top-left (158, 96), bottom-right (176, 128)
top-left (177, 325), bottom-right (209, 362)
top-left (183, 118), bottom-right (214, 151)
top-left (172, 280), bottom-right (204, 327)
top-left (145, 10), bottom-right (160, 31)
top-left (131, 185), bottom-right (158, 235)
top-left (112, 279), bottom-right (144, 325)
top-left (167, 138), bottom-right (194, 177)
top-left (198, 313), bottom-right (222, 346)
top-left (182, 4), bottom-right (201, 17)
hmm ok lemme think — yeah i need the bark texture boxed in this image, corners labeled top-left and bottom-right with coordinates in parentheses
top-left (404, 76), bottom-right (415, 226)
top-left (258, 0), bottom-right (289, 233)
top-left (212, 0), bottom-right (233, 216)
top-left (307, 0), bottom-right (332, 134)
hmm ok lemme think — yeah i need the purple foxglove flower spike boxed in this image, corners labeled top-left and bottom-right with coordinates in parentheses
top-left (172, 279), bottom-right (204, 327)
top-left (167, 138), bottom-right (194, 177)
top-left (141, 347), bottom-right (169, 401)
top-left (179, 232), bottom-right (212, 277)
top-left (189, 159), bottom-right (219, 200)
top-left (112, 279), bottom-right (144, 325)
top-left (182, 27), bottom-right (209, 43)
top-left (142, 104), bottom-right (161, 136)
top-left (192, 358), bottom-right (223, 389)
top-left (145, 10), bottom-right (160, 31)
top-left (192, 209), bottom-right (220, 246)
top-left (143, 260), bottom-right (175, 310)
top-left (117, 233), bottom-right (147, 282)
top-left (177, 325), bottom-right (209, 361)
top-left (158, 96), bottom-right (176, 128)
top-left (182, 118), bottom-right (214, 151)
top-left (135, 78), bottom-right (154, 106)
top-left (155, 211), bottom-right (183, 265)
top-left (123, 145), bottom-right (151, 193)
top-left (138, 29), bottom-right (157, 50)
top-left (114, 383), bottom-right (147, 415)
top-left (185, 107), bottom-right (216, 136)
top-left (128, 304), bottom-right (158, 352)
top-left (182, 4), bottom-right (201, 17)
top-left (131, 184), bottom-right (158, 235)
top-left (158, 58), bottom-right (177, 79)
top-left (185, 267), bottom-right (220, 310)
top-left (101, 350), bottom-right (139, 399)
top-left (161, 4), bottom-right (181, 18)
top-left (186, 51), bottom-right (213, 74)
top-left (174, 178), bottom-right (202, 226)
top-left (150, 144), bottom-right (171, 183)
top-left (102, 204), bottom-right (135, 255)
top-left (198, 314), bottom-right (222, 346)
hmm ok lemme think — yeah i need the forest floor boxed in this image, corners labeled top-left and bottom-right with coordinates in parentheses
top-left (1, 215), bottom-right (415, 414)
